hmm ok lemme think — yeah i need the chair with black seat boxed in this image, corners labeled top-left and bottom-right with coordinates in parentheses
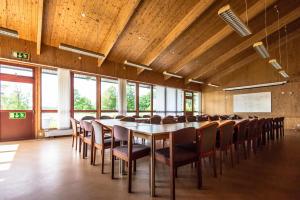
top-left (279, 117), bottom-right (285, 138)
top-left (92, 121), bottom-right (118, 174)
top-left (115, 115), bottom-right (125, 119)
top-left (177, 115), bottom-right (186, 123)
top-left (197, 122), bottom-right (219, 185)
top-left (81, 116), bottom-right (96, 120)
top-left (187, 115), bottom-right (197, 122)
top-left (219, 115), bottom-right (229, 120)
top-left (197, 115), bottom-right (208, 122)
top-left (111, 125), bottom-right (150, 193)
top-left (257, 118), bottom-right (266, 146)
top-left (247, 119), bottom-right (258, 156)
top-left (120, 116), bottom-right (135, 122)
top-left (150, 115), bottom-right (161, 124)
top-left (218, 120), bottom-right (235, 175)
top-left (70, 118), bottom-right (80, 150)
top-left (132, 115), bottom-right (140, 118)
top-left (142, 115), bottom-right (150, 118)
top-left (100, 115), bottom-right (113, 119)
top-left (155, 127), bottom-right (200, 200)
top-left (162, 117), bottom-right (176, 124)
top-left (234, 119), bottom-right (249, 163)
top-left (81, 120), bottom-right (94, 164)
top-left (208, 115), bottom-right (219, 121)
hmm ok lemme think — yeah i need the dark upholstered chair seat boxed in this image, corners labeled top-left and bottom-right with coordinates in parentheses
top-left (113, 144), bottom-right (150, 159)
top-left (155, 147), bottom-right (197, 165)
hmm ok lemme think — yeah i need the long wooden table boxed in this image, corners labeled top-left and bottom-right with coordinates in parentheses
top-left (95, 119), bottom-right (245, 197)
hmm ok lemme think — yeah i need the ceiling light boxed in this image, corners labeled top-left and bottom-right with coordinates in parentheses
top-left (207, 83), bottom-right (220, 87)
top-left (279, 70), bottom-right (289, 78)
top-left (81, 12), bottom-right (86, 17)
top-left (269, 59), bottom-right (282, 69)
top-left (0, 27), bottom-right (19, 38)
top-left (124, 60), bottom-right (152, 71)
top-left (188, 79), bottom-right (204, 84)
top-left (59, 43), bottom-right (105, 59)
top-left (163, 71), bottom-right (183, 79)
top-left (253, 41), bottom-right (270, 59)
top-left (223, 81), bottom-right (287, 91)
top-left (218, 5), bottom-right (252, 37)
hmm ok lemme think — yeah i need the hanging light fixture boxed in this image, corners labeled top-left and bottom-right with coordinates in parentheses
top-left (163, 71), bottom-right (183, 79)
top-left (0, 27), bottom-right (19, 38)
top-left (188, 79), bottom-right (204, 84)
top-left (253, 42), bottom-right (270, 59)
top-left (124, 60), bottom-right (152, 71)
top-left (207, 83), bottom-right (220, 88)
top-left (279, 70), bottom-right (289, 78)
top-left (269, 59), bottom-right (282, 69)
top-left (59, 43), bottom-right (105, 59)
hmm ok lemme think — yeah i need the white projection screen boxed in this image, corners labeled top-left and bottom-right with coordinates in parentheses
top-left (233, 92), bottom-right (271, 113)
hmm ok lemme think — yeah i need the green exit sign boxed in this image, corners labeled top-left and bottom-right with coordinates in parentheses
top-left (12, 51), bottom-right (30, 60)
top-left (9, 112), bottom-right (26, 119)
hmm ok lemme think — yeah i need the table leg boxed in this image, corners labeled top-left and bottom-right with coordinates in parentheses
top-left (150, 136), bottom-right (156, 197)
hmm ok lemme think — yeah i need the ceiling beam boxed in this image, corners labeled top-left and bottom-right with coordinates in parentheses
top-left (97, 0), bottom-right (141, 67)
top-left (207, 28), bottom-right (300, 83)
top-left (36, 0), bottom-right (44, 55)
top-left (185, 5), bottom-right (300, 84)
top-left (164, 0), bottom-right (276, 80)
top-left (137, 0), bottom-right (215, 75)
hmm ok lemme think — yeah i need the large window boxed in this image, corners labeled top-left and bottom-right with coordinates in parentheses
top-left (193, 92), bottom-right (201, 116)
top-left (185, 91), bottom-right (193, 113)
top-left (0, 64), bottom-right (33, 77)
top-left (177, 89), bottom-right (184, 116)
top-left (153, 85), bottom-right (165, 117)
top-left (166, 87), bottom-right (176, 116)
top-left (41, 69), bottom-right (58, 129)
top-left (127, 82), bottom-right (136, 114)
top-left (101, 78), bottom-right (118, 117)
top-left (73, 74), bottom-right (97, 120)
top-left (139, 84), bottom-right (151, 116)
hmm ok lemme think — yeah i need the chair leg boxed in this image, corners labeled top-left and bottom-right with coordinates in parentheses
top-left (90, 145), bottom-right (94, 165)
top-left (236, 143), bottom-right (240, 164)
top-left (170, 166), bottom-right (175, 200)
top-left (197, 159), bottom-right (202, 189)
top-left (128, 160), bottom-right (132, 193)
top-left (72, 135), bottom-right (74, 148)
top-left (243, 142), bottom-right (247, 159)
top-left (79, 138), bottom-right (82, 153)
top-left (75, 135), bottom-right (78, 150)
top-left (175, 167), bottom-right (178, 178)
top-left (111, 155), bottom-right (115, 179)
top-left (133, 159), bottom-right (137, 172)
top-left (101, 148), bottom-right (105, 174)
top-left (93, 147), bottom-right (97, 165)
top-left (213, 152), bottom-right (217, 178)
top-left (230, 146), bottom-right (234, 167)
top-left (219, 151), bottom-right (223, 175)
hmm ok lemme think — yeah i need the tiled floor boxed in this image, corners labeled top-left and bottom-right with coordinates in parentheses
top-left (1, 130), bottom-right (300, 200)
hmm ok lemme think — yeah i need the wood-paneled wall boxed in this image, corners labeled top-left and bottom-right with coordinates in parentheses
top-left (202, 32), bottom-right (300, 129)
top-left (0, 35), bottom-right (200, 91)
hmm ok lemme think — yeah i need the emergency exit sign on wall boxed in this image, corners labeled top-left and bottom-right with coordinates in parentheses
top-left (12, 51), bottom-right (30, 60)
top-left (9, 112), bottom-right (26, 119)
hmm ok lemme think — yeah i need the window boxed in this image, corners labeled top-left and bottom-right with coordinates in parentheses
top-left (127, 82), bottom-right (136, 113)
top-left (193, 92), bottom-right (201, 116)
top-left (153, 86), bottom-right (165, 117)
top-left (177, 89), bottom-right (184, 116)
top-left (41, 69), bottom-right (58, 129)
top-left (139, 84), bottom-right (151, 112)
top-left (101, 78), bottom-right (118, 117)
top-left (166, 87), bottom-right (176, 116)
top-left (0, 64), bottom-right (33, 77)
top-left (185, 99), bottom-right (193, 112)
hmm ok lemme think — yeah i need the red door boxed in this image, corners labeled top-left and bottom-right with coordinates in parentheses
top-left (0, 64), bottom-right (35, 141)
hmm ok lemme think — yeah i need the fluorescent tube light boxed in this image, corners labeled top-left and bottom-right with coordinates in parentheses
top-left (207, 83), bottom-right (220, 87)
top-left (0, 27), bottom-right (19, 38)
top-left (223, 81), bottom-right (287, 91)
top-left (279, 70), bottom-right (289, 78)
top-left (253, 42), bottom-right (270, 59)
top-left (269, 59), bottom-right (282, 69)
top-left (218, 5), bottom-right (252, 37)
top-left (59, 43), bottom-right (105, 59)
top-left (124, 60), bottom-right (152, 71)
top-left (188, 79), bottom-right (204, 84)
top-left (163, 71), bottom-right (183, 79)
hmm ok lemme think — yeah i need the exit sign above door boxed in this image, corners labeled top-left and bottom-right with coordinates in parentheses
top-left (12, 51), bottom-right (30, 60)
top-left (9, 112), bottom-right (26, 119)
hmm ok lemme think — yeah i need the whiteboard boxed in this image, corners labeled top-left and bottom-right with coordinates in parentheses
top-left (233, 92), bottom-right (271, 113)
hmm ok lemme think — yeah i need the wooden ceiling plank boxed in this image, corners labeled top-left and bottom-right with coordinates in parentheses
top-left (137, 0), bottom-right (215, 75)
top-left (97, 0), bottom-right (141, 67)
top-left (185, 5), bottom-right (300, 84)
top-left (36, 0), bottom-right (44, 55)
top-left (207, 28), bottom-right (300, 83)
top-left (164, 0), bottom-right (276, 80)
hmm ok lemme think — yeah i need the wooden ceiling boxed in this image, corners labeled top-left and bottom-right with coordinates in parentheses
top-left (1, 0), bottom-right (300, 84)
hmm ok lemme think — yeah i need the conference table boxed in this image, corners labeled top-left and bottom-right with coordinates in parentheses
top-left (95, 119), bottom-right (245, 197)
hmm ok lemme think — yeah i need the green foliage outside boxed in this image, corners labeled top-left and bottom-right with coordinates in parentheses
top-left (74, 89), bottom-right (96, 110)
top-left (127, 85), bottom-right (135, 111)
top-left (186, 99), bottom-right (193, 112)
top-left (101, 86), bottom-right (117, 110)
top-left (1, 85), bottom-right (30, 110)
top-left (139, 92), bottom-right (151, 111)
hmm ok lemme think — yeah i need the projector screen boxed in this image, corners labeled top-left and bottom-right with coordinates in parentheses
top-left (233, 92), bottom-right (271, 113)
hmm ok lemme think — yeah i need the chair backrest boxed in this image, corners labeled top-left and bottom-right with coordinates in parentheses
top-left (219, 115), bottom-right (229, 120)
top-left (187, 116), bottom-right (197, 122)
top-left (162, 117), bottom-right (176, 124)
top-left (165, 115), bottom-right (174, 119)
top-left (115, 115), bottom-right (125, 119)
top-left (100, 115), bottom-right (113, 119)
top-left (219, 121), bottom-right (235, 149)
top-left (197, 115), bottom-right (208, 122)
top-left (150, 116), bottom-right (161, 124)
top-left (257, 118), bottom-right (265, 134)
top-left (120, 116), bottom-right (135, 122)
top-left (113, 125), bottom-right (129, 141)
top-left (247, 119), bottom-right (258, 138)
top-left (92, 121), bottom-right (104, 145)
top-left (132, 115), bottom-right (140, 118)
top-left (170, 127), bottom-right (197, 148)
top-left (70, 118), bottom-right (78, 135)
top-left (208, 115), bottom-right (219, 121)
top-left (177, 116), bottom-right (186, 123)
top-left (81, 116), bottom-right (96, 120)
top-left (197, 122), bottom-right (218, 154)
top-left (82, 120), bottom-right (93, 132)
top-left (236, 119), bottom-right (249, 142)
top-left (142, 115), bottom-right (151, 118)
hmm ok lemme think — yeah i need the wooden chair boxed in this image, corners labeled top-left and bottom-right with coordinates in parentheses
top-left (155, 127), bottom-right (200, 200)
top-left (256, 118), bottom-right (266, 147)
top-left (208, 115), bottom-right (219, 121)
top-left (219, 115), bottom-right (229, 120)
top-left (162, 117), bottom-right (176, 124)
top-left (81, 116), bottom-right (96, 120)
top-left (92, 121), bottom-right (118, 174)
top-left (197, 122), bottom-right (219, 186)
top-left (81, 120), bottom-right (94, 164)
top-left (278, 117), bottom-right (285, 138)
top-left (70, 118), bottom-right (80, 150)
top-left (247, 119), bottom-right (258, 156)
top-left (177, 115), bottom-right (186, 123)
top-left (132, 115), bottom-right (140, 118)
top-left (115, 115), bottom-right (125, 119)
top-left (111, 125), bottom-right (150, 193)
top-left (234, 119), bottom-right (249, 163)
top-left (187, 115), bottom-right (197, 122)
top-left (218, 120), bottom-right (235, 175)
top-left (150, 115), bottom-right (161, 124)
top-left (120, 116), bottom-right (135, 122)
top-left (100, 115), bottom-right (113, 119)
top-left (142, 115), bottom-right (151, 118)
top-left (197, 115), bottom-right (208, 122)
